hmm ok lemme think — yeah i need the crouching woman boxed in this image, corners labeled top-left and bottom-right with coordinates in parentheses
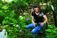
top-left (26, 5), bottom-right (48, 35)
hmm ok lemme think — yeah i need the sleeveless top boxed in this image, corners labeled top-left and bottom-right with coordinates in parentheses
top-left (32, 12), bottom-right (45, 23)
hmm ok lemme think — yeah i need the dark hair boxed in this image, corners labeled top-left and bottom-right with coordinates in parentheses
top-left (33, 5), bottom-right (40, 8)
top-left (30, 3), bottom-right (42, 13)
top-left (33, 5), bottom-right (41, 13)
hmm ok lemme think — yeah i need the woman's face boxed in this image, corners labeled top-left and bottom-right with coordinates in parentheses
top-left (34, 7), bottom-right (40, 13)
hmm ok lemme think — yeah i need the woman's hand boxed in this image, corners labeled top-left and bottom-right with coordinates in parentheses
top-left (39, 22), bottom-right (44, 26)
top-left (39, 15), bottom-right (48, 26)
top-left (32, 23), bottom-right (37, 27)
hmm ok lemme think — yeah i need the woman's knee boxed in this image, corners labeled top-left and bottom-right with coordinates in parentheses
top-left (26, 23), bottom-right (35, 29)
top-left (31, 26), bottom-right (42, 34)
top-left (31, 28), bottom-right (38, 34)
top-left (31, 30), bottom-right (36, 34)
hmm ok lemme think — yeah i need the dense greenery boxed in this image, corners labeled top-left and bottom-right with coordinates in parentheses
top-left (0, 0), bottom-right (57, 38)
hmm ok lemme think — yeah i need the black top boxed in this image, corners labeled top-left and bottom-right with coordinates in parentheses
top-left (32, 12), bottom-right (44, 23)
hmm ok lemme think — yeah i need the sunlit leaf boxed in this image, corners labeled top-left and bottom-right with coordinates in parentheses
top-left (2, 5), bottom-right (9, 9)
top-left (2, 0), bottom-right (13, 3)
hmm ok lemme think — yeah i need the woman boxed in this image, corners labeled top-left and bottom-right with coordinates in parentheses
top-left (26, 5), bottom-right (47, 35)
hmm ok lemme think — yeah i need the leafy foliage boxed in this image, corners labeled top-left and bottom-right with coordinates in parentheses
top-left (0, 0), bottom-right (57, 38)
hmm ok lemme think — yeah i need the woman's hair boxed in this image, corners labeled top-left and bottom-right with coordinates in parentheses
top-left (32, 5), bottom-right (41, 13)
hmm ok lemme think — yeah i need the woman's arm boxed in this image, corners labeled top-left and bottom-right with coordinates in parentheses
top-left (39, 15), bottom-right (48, 26)
top-left (32, 16), bottom-right (35, 23)
top-left (32, 16), bottom-right (36, 25)
top-left (43, 15), bottom-right (48, 24)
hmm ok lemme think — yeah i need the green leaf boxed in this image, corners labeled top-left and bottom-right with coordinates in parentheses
top-left (2, 5), bottom-right (9, 9)
top-left (46, 29), bottom-right (52, 33)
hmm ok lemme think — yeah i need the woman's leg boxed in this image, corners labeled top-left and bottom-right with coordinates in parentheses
top-left (26, 23), bottom-right (35, 29)
top-left (31, 25), bottom-right (43, 35)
